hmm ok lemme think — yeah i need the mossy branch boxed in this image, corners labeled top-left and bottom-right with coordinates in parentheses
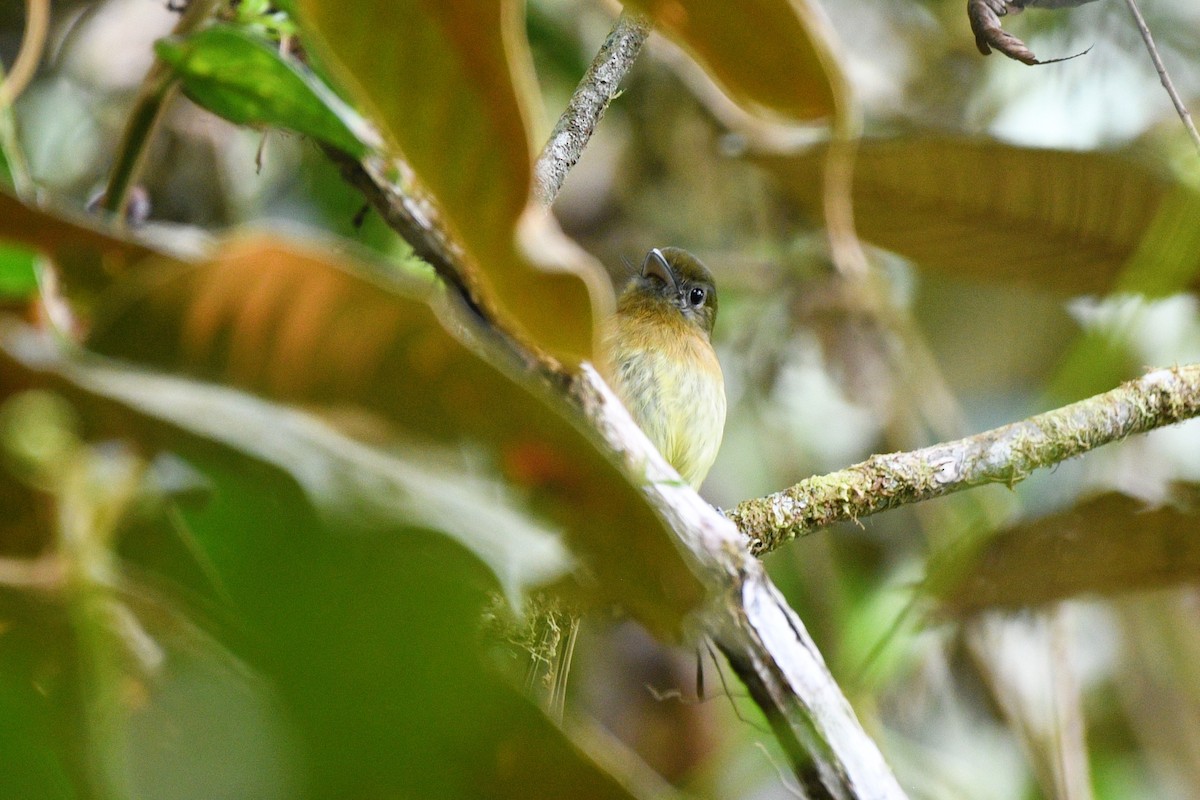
top-left (730, 363), bottom-right (1200, 555)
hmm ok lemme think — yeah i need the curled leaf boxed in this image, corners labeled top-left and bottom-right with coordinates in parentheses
top-left (968, 0), bottom-right (1098, 65)
top-left (968, 0), bottom-right (1039, 64)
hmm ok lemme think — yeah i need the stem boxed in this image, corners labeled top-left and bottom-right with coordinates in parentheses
top-left (532, 11), bottom-right (651, 207)
top-left (731, 363), bottom-right (1200, 555)
top-left (816, 9), bottom-right (868, 278)
top-left (0, 61), bottom-right (33, 198)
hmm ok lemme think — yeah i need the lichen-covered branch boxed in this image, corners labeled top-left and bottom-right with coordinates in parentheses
top-left (532, 11), bottom-right (651, 207)
top-left (731, 363), bottom-right (1200, 556)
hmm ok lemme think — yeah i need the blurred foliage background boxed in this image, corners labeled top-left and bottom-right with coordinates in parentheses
top-left (3, 0), bottom-right (1200, 798)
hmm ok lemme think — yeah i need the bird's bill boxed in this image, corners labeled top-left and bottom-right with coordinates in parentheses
top-left (642, 248), bottom-right (677, 290)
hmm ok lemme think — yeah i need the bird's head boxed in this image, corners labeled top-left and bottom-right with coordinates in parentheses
top-left (622, 247), bottom-right (718, 337)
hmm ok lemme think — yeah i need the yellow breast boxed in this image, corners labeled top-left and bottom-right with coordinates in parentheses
top-left (602, 307), bottom-right (726, 489)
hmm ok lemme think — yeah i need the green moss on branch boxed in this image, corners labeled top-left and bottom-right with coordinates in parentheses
top-left (730, 364), bottom-right (1200, 555)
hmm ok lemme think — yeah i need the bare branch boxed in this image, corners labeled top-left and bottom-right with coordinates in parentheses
top-left (731, 364), bottom-right (1200, 556)
top-left (533, 11), bottom-right (652, 207)
top-left (1121, 0), bottom-right (1200, 156)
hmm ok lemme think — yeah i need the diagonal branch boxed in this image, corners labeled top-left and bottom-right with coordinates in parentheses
top-left (323, 10), bottom-right (910, 797)
top-left (533, 11), bottom-right (651, 206)
top-left (570, 365), bottom-right (908, 800)
top-left (730, 363), bottom-right (1200, 556)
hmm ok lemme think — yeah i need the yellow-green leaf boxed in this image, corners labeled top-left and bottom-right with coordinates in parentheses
top-left (623, 0), bottom-right (839, 121)
top-left (291, 0), bottom-right (596, 360)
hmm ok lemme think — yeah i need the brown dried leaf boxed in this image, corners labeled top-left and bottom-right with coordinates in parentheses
top-left (292, 0), bottom-right (598, 361)
top-left (968, 0), bottom-right (1040, 64)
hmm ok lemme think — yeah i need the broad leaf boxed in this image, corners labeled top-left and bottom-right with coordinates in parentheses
top-left (756, 138), bottom-right (1200, 295)
top-left (155, 25), bottom-right (374, 158)
top-left (291, 0), bottom-right (597, 360)
top-left (623, 0), bottom-right (838, 121)
top-left (931, 489), bottom-right (1200, 615)
top-left (0, 387), bottom-right (647, 798)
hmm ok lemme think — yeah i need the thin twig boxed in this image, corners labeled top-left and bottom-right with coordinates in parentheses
top-left (324, 149), bottom-right (496, 327)
top-left (532, 11), bottom-right (651, 207)
top-left (731, 363), bottom-right (1200, 555)
top-left (1122, 0), bottom-right (1200, 156)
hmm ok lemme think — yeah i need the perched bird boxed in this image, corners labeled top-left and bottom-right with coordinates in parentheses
top-left (603, 247), bottom-right (726, 489)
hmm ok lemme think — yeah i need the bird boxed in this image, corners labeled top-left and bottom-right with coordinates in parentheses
top-left (603, 247), bottom-right (726, 489)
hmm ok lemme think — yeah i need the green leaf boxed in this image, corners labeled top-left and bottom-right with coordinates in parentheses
top-left (0, 329), bottom-right (658, 800)
top-left (291, 0), bottom-right (598, 361)
top-left (154, 25), bottom-right (373, 158)
top-left (37, 344), bottom-right (573, 605)
top-left (756, 137), bottom-right (1200, 295)
top-left (0, 615), bottom-right (76, 800)
top-left (622, 0), bottom-right (839, 121)
top-left (0, 244), bottom-right (37, 299)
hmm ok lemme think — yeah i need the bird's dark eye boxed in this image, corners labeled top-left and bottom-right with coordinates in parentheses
top-left (688, 287), bottom-right (707, 306)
